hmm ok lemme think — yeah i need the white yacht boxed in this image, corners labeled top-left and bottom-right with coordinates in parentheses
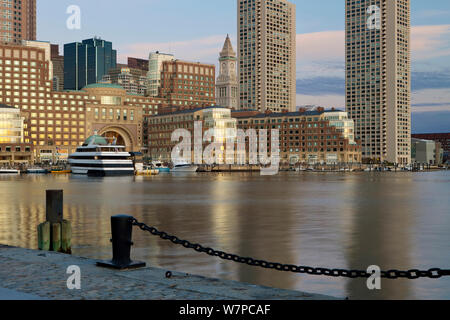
top-left (0, 168), bottom-right (20, 175)
top-left (171, 160), bottom-right (198, 173)
top-left (68, 134), bottom-right (134, 176)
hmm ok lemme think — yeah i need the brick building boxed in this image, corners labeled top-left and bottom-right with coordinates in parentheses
top-left (0, 0), bottom-right (36, 44)
top-left (148, 106), bottom-right (361, 165)
top-left (233, 109), bottom-right (361, 165)
top-left (0, 43), bottom-right (169, 162)
top-left (128, 57), bottom-right (149, 72)
top-left (51, 44), bottom-right (64, 92)
top-left (159, 60), bottom-right (215, 108)
top-left (148, 106), bottom-right (236, 163)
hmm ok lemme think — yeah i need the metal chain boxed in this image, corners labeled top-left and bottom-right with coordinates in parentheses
top-left (131, 218), bottom-right (450, 280)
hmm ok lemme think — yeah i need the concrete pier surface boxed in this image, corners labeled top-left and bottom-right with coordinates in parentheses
top-left (0, 245), bottom-right (337, 300)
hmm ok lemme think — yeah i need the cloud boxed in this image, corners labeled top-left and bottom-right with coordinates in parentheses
top-left (295, 24), bottom-right (450, 78)
top-left (412, 25), bottom-right (450, 60)
top-left (295, 88), bottom-right (450, 133)
top-left (412, 70), bottom-right (450, 91)
top-left (297, 77), bottom-right (344, 95)
top-left (117, 23), bottom-right (450, 80)
top-left (296, 31), bottom-right (344, 62)
top-left (296, 31), bottom-right (344, 79)
top-left (416, 10), bottom-right (450, 19)
top-left (117, 35), bottom-right (227, 64)
top-left (411, 89), bottom-right (450, 113)
top-left (296, 70), bottom-right (450, 97)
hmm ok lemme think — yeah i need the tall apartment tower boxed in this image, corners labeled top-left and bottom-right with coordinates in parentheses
top-left (238, 0), bottom-right (296, 112)
top-left (345, 0), bottom-right (411, 165)
top-left (0, 0), bottom-right (36, 44)
top-left (216, 35), bottom-right (238, 109)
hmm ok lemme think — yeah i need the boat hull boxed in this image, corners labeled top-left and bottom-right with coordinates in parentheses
top-left (51, 170), bottom-right (71, 174)
top-left (87, 169), bottom-right (135, 177)
top-left (0, 170), bottom-right (20, 175)
top-left (26, 170), bottom-right (48, 174)
top-left (171, 165), bottom-right (199, 173)
top-left (71, 167), bottom-right (134, 176)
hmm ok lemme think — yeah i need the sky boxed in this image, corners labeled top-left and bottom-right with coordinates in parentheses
top-left (37, 0), bottom-right (450, 133)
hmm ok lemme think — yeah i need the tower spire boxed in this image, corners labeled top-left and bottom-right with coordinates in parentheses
top-left (220, 34), bottom-right (236, 58)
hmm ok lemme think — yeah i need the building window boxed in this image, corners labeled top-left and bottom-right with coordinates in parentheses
top-left (101, 96), bottom-right (122, 105)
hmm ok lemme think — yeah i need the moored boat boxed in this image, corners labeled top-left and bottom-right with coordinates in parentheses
top-left (152, 161), bottom-right (170, 173)
top-left (0, 168), bottom-right (20, 175)
top-left (68, 134), bottom-right (134, 177)
top-left (26, 167), bottom-right (48, 174)
top-left (171, 160), bottom-right (198, 173)
top-left (135, 163), bottom-right (159, 176)
top-left (51, 169), bottom-right (71, 174)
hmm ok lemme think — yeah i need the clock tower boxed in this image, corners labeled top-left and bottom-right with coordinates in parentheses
top-left (216, 35), bottom-right (238, 109)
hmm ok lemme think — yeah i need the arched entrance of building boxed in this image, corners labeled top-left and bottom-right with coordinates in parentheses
top-left (98, 126), bottom-right (135, 151)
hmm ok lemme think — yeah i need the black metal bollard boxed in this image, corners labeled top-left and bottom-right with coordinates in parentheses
top-left (96, 215), bottom-right (146, 270)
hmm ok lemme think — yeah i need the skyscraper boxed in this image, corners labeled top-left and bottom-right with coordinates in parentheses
top-left (64, 38), bottom-right (117, 90)
top-left (345, 0), bottom-right (411, 165)
top-left (216, 35), bottom-right (238, 109)
top-left (0, 0), bottom-right (36, 44)
top-left (238, 0), bottom-right (296, 112)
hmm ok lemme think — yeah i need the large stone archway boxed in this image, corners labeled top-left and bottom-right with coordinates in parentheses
top-left (98, 126), bottom-right (136, 152)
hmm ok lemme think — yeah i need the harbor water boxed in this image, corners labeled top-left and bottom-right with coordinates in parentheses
top-left (0, 172), bottom-right (449, 299)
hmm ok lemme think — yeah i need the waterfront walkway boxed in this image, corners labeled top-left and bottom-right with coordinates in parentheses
top-left (0, 245), bottom-right (336, 300)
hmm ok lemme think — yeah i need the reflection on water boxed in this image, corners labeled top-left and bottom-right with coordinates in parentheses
top-left (0, 172), bottom-right (449, 299)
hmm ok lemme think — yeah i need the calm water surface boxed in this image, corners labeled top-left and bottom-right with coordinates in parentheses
top-left (0, 172), bottom-right (449, 299)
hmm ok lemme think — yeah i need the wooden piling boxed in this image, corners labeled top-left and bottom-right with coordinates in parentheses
top-left (51, 223), bottom-right (61, 252)
top-left (37, 222), bottom-right (50, 251)
top-left (61, 220), bottom-right (72, 254)
top-left (37, 190), bottom-right (72, 254)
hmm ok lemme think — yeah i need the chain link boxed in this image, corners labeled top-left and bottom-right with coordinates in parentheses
top-left (131, 218), bottom-right (450, 280)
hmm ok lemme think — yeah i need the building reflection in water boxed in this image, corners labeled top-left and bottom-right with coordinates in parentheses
top-left (0, 172), bottom-right (447, 299)
top-left (344, 174), bottom-right (414, 300)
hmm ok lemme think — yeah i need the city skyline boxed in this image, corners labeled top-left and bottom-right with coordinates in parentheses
top-left (34, 0), bottom-right (450, 133)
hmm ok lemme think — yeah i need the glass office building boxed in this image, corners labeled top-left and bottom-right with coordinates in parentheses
top-left (64, 38), bottom-right (117, 90)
